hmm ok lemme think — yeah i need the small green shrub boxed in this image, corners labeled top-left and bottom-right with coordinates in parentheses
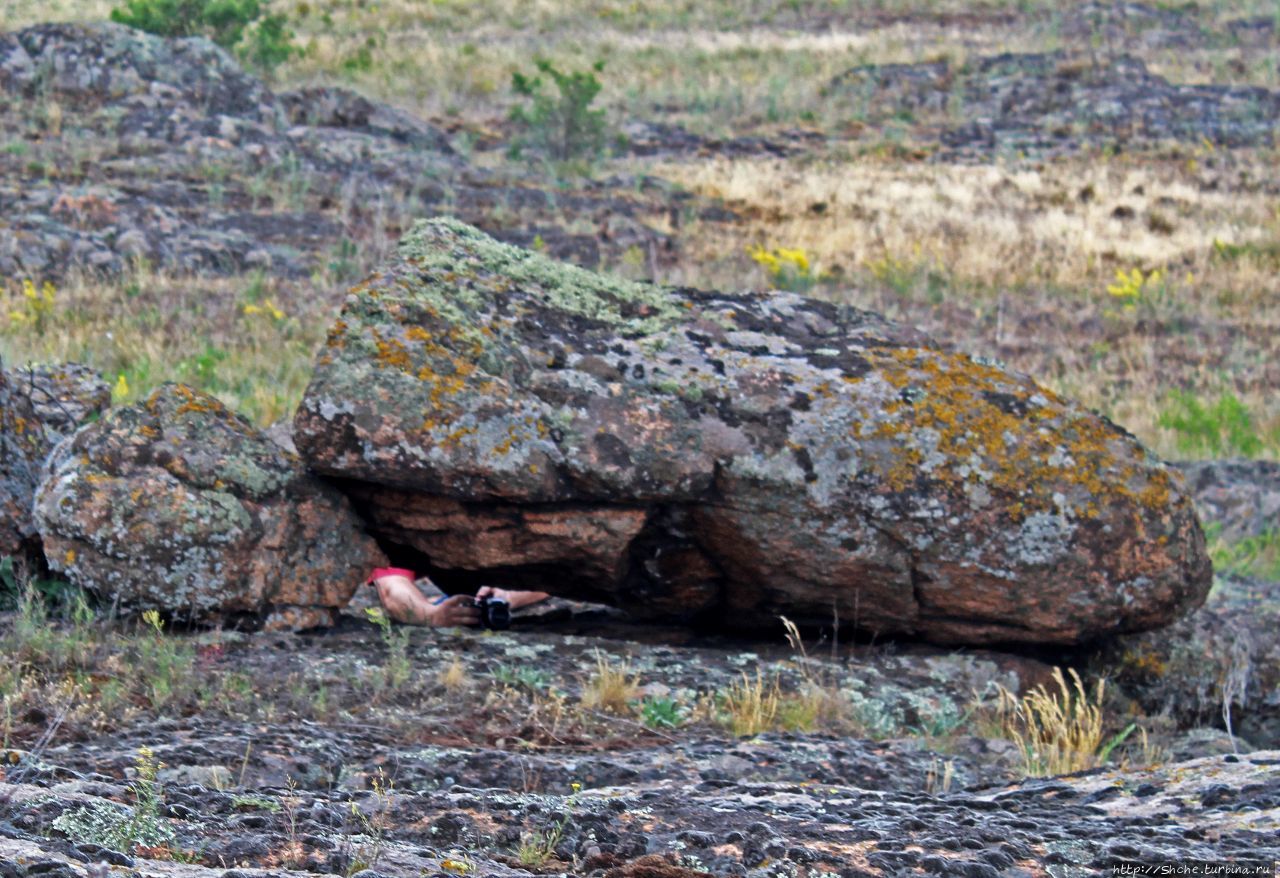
top-left (53, 747), bottom-right (176, 852)
top-left (3, 576), bottom-right (95, 671)
top-left (112, 0), bottom-right (254, 47)
top-left (238, 13), bottom-right (297, 71)
top-left (510, 59), bottom-right (608, 162)
top-left (492, 663), bottom-right (551, 693)
top-left (364, 607), bottom-right (412, 690)
top-left (639, 696), bottom-right (684, 729)
top-left (132, 610), bottom-right (196, 709)
top-left (1207, 523), bottom-right (1280, 581)
top-left (1157, 390), bottom-right (1264, 458)
top-left (341, 36), bottom-right (379, 74)
top-left (516, 783), bottom-right (580, 868)
top-left (110, 0), bottom-right (296, 73)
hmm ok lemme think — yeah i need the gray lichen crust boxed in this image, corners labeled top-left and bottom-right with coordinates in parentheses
top-left (295, 218), bottom-right (1211, 645)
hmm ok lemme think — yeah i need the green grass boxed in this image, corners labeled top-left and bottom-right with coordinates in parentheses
top-left (0, 272), bottom-right (327, 426)
top-left (1207, 524), bottom-right (1280, 582)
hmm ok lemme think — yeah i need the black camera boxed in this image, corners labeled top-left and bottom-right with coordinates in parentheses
top-left (474, 596), bottom-right (510, 631)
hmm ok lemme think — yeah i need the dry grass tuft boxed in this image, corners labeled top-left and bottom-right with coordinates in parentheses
top-left (996, 667), bottom-right (1134, 777)
top-left (437, 656), bottom-right (468, 694)
top-left (720, 669), bottom-right (781, 737)
top-left (580, 650), bottom-right (640, 715)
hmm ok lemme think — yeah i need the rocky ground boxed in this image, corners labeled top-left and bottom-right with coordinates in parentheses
top-left (1, 607), bottom-right (1279, 877)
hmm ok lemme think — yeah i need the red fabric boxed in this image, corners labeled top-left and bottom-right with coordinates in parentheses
top-left (366, 567), bottom-right (415, 586)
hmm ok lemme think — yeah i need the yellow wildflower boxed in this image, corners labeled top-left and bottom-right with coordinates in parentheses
top-left (243, 299), bottom-right (286, 320)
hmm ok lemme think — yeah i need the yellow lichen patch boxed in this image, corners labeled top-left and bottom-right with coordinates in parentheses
top-left (435, 423), bottom-right (478, 450)
top-left (1138, 471), bottom-right (1174, 511)
top-left (1124, 649), bottom-right (1169, 678)
top-left (853, 346), bottom-right (1162, 519)
top-left (324, 319), bottom-right (348, 349)
top-left (373, 332), bottom-right (413, 371)
top-left (416, 364), bottom-right (469, 411)
top-left (172, 384), bottom-right (224, 417)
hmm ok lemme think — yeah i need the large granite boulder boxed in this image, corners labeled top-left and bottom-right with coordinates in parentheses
top-left (35, 383), bottom-right (384, 629)
top-left (0, 358), bottom-right (49, 564)
top-left (0, 21), bottom-right (275, 122)
top-left (295, 218), bottom-right (1211, 645)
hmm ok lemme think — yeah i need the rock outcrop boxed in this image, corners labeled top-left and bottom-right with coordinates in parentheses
top-left (34, 383), bottom-right (384, 629)
top-left (0, 358), bottom-right (49, 564)
top-left (0, 22), bottom-right (671, 283)
top-left (1101, 574), bottom-right (1280, 749)
top-left (295, 218), bottom-right (1211, 645)
top-left (832, 50), bottom-right (1280, 159)
top-left (1174, 458), bottom-right (1280, 543)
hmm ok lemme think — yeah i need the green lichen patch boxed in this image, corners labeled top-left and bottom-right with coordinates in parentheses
top-left (395, 217), bottom-right (683, 335)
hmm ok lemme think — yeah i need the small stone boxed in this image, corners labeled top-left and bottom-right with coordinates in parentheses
top-left (113, 228), bottom-right (149, 257)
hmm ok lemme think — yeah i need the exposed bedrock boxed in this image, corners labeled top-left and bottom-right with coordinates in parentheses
top-left (295, 218), bottom-right (1211, 645)
top-left (34, 383), bottom-right (385, 629)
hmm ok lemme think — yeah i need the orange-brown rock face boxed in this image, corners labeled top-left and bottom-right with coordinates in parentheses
top-left (35, 383), bottom-right (385, 629)
top-left (295, 219), bottom-right (1211, 645)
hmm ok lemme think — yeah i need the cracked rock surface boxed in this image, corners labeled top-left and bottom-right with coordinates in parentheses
top-left (0, 356), bottom-right (49, 565)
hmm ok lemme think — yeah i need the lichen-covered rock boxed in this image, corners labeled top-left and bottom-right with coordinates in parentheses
top-left (3, 362), bottom-right (111, 440)
top-left (35, 383), bottom-right (385, 629)
top-left (278, 86), bottom-right (454, 153)
top-left (1100, 574), bottom-right (1280, 749)
top-left (295, 218), bottom-right (1210, 645)
top-left (0, 358), bottom-right (49, 563)
top-left (831, 50), bottom-right (1280, 159)
top-left (0, 21), bottom-right (275, 121)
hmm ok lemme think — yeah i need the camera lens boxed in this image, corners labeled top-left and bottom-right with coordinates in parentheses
top-left (486, 599), bottom-right (511, 631)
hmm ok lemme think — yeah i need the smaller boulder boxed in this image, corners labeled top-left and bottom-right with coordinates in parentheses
top-left (1173, 459), bottom-right (1280, 543)
top-left (34, 383), bottom-right (385, 629)
top-left (1098, 574), bottom-right (1280, 749)
top-left (0, 359), bottom-right (49, 564)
